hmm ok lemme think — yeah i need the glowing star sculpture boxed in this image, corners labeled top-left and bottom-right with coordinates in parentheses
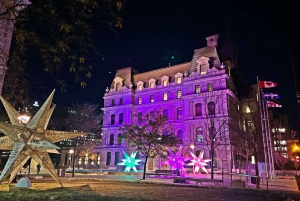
top-left (163, 146), bottom-right (187, 174)
top-left (188, 151), bottom-right (211, 174)
top-left (0, 89), bottom-right (89, 186)
top-left (118, 151), bottom-right (142, 172)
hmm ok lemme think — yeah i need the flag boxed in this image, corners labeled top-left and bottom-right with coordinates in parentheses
top-left (264, 93), bottom-right (280, 100)
top-left (259, 80), bottom-right (277, 88)
top-left (267, 100), bottom-right (282, 108)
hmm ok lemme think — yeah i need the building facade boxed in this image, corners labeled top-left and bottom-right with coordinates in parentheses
top-left (100, 34), bottom-right (240, 171)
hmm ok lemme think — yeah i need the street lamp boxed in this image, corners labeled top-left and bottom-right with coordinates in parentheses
top-left (69, 149), bottom-right (75, 177)
top-left (190, 144), bottom-right (195, 174)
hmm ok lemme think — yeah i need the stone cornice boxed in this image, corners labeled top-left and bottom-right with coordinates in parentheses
top-left (102, 104), bottom-right (134, 111)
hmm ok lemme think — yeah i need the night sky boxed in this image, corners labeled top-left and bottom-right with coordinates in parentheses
top-left (28, 0), bottom-right (300, 130)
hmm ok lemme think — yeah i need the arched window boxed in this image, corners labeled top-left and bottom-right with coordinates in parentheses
top-left (207, 101), bottom-right (216, 116)
top-left (195, 103), bottom-right (202, 116)
top-left (196, 127), bottom-right (203, 142)
top-left (111, 114), bottom-right (115, 125)
top-left (117, 133), bottom-right (122, 145)
top-left (119, 113), bottom-right (123, 124)
top-left (106, 152), bottom-right (111, 165)
top-left (163, 109), bottom-right (168, 118)
top-left (177, 130), bottom-right (183, 142)
top-left (177, 107), bottom-right (183, 120)
top-left (115, 152), bottom-right (120, 165)
top-left (138, 112), bottom-right (142, 123)
top-left (109, 134), bottom-right (114, 145)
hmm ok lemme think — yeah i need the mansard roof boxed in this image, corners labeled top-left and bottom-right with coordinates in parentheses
top-left (110, 67), bottom-right (139, 89)
top-left (189, 46), bottom-right (221, 73)
top-left (133, 62), bottom-right (190, 85)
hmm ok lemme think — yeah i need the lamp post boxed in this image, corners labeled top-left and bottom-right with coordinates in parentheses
top-left (190, 144), bottom-right (195, 174)
top-left (69, 149), bottom-right (75, 177)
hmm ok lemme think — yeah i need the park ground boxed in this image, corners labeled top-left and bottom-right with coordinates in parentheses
top-left (1, 179), bottom-right (300, 201)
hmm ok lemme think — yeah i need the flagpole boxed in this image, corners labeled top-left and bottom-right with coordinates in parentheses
top-left (264, 97), bottom-right (275, 178)
top-left (257, 76), bottom-right (269, 179)
top-left (261, 89), bottom-right (274, 179)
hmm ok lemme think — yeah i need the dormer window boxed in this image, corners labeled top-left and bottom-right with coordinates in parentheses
top-left (196, 57), bottom-right (210, 75)
top-left (174, 72), bottom-right (183, 84)
top-left (113, 77), bottom-right (124, 91)
top-left (177, 77), bottom-right (182, 84)
top-left (161, 75), bottom-right (169, 87)
top-left (116, 83), bottom-right (121, 91)
top-left (200, 65), bottom-right (206, 74)
top-left (136, 81), bottom-right (144, 91)
top-left (148, 78), bottom-right (156, 89)
top-left (163, 80), bottom-right (167, 86)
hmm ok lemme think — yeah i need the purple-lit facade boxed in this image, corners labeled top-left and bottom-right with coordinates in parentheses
top-left (100, 34), bottom-right (239, 171)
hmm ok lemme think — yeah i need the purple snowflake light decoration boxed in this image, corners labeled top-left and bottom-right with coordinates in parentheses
top-left (163, 146), bottom-right (187, 174)
top-left (188, 150), bottom-right (211, 174)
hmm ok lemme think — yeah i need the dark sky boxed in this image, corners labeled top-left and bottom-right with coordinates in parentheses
top-left (29, 0), bottom-right (300, 130)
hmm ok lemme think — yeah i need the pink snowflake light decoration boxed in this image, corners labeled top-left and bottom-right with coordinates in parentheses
top-left (188, 150), bottom-right (211, 174)
top-left (163, 146), bottom-right (187, 174)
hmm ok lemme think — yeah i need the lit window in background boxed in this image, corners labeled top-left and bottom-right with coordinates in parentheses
top-left (177, 77), bottom-right (182, 84)
top-left (17, 115), bottom-right (30, 124)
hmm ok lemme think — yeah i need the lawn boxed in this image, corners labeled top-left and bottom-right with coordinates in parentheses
top-left (0, 180), bottom-right (298, 201)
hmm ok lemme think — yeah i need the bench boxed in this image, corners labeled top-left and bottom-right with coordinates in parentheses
top-left (171, 177), bottom-right (223, 186)
top-left (145, 170), bottom-right (178, 178)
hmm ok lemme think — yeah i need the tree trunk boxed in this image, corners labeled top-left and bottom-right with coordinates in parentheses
top-left (254, 149), bottom-right (259, 189)
top-left (143, 155), bottom-right (148, 180)
top-left (211, 142), bottom-right (214, 179)
top-left (72, 154), bottom-right (76, 177)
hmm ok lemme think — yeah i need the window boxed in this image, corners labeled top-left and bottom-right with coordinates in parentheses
top-left (119, 98), bottom-right (123, 105)
top-left (177, 107), bottom-right (183, 120)
top-left (245, 106), bottom-right (251, 113)
top-left (116, 83), bottom-right (121, 91)
top-left (115, 152), bottom-right (120, 165)
top-left (150, 95), bottom-right (154, 103)
top-left (177, 77), bottom-right (182, 84)
top-left (138, 97), bottom-right (142, 105)
top-left (106, 152), bottom-right (111, 165)
top-left (109, 134), bottom-right (114, 145)
top-left (112, 99), bottom-right (115, 106)
top-left (246, 120), bottom-right (254, 132)
top-left (138, 112), bottom-right (142, 123)
top-left (207, 101), bottom-right (216, 115)
top-left (163, 93), bottom-right (168, 101)
top-left (195, 85), bottom-right (200, 94)
top-left (163, 109), bottom-right (168, 118)
top-left (195, 103), bottom-right (202, 116)
top-left (117, 133), bottom-right (122, 145)
top-left (111, 114), bottom-right (115, 125)
top-left (150, 82), bottom-right (155, 88)
top-left (177, 90), bottom-right (182, 99)
top-left (119, 113), bottom-right (123, 124)
top-left (207, 83), bottom-right (213, 92)
top-left (150, 111), bottom-right (155, 119)
top-left (163, 80), bottom-right (167, 86)
top-left (200, 64), bottom-right (206, 74)
top-left (196, 127), bottom-right (203, 142)
top-left (138, 85), bottom-right (142, 90)
top-left (178, 130), bottom-right (183, 142)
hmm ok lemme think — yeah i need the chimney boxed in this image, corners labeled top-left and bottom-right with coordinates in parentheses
top-left (205, 34), bottom-right (219, 47)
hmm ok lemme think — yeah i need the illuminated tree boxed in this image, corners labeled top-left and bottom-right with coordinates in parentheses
top-left (120, 110), bottom-right (179, 179)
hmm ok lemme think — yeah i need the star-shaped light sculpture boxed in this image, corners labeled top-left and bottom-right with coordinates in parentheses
top-left (118, 151), bottom-right (142, 172)
top-left (0, 89), bottom-right (89, 186)
top-left (188, 150), bottom-right (211, 174)
top-left (163, 146), bottom-right (187, 174)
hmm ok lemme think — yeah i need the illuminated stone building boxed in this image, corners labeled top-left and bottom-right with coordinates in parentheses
top-left (100, 34), bottom-right (240, 171)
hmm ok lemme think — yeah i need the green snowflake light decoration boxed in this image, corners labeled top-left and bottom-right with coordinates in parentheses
top-left (118, 151), bottom-right (142, 172)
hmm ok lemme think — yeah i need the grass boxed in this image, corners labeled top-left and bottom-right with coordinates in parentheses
top-left (0, 180), bottom-right (299, 201)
